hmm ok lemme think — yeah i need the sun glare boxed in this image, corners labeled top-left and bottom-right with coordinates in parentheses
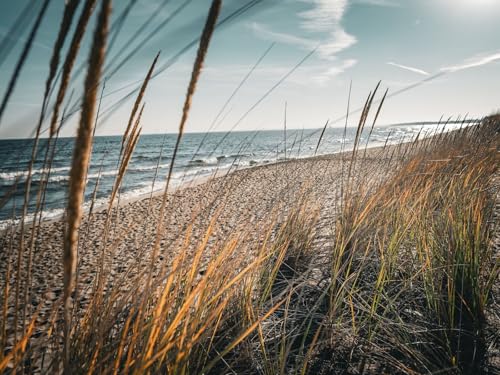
top-left (456, 0), bottom-right (497, 7)
top-left (436, 0), bottom-right (500, 18)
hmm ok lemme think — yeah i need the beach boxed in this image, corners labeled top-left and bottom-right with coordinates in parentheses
top-left (1, 124), bottom-right (498, 373)
top-left (0, 145), bottom-right (394, 333)
top-left (1, 0), bottom-right (499, 371)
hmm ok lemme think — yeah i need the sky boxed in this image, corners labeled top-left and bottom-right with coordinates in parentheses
top-left (0, 0), bottom-right (499, 138)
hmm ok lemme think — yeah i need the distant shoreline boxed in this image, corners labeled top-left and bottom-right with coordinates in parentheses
top-left (0, 118), bottom-right (481, 140)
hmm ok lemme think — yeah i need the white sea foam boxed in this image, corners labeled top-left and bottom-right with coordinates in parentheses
top-left (0, 166), bottom-right (71, 181)
top-left (128, 163), bottom-right (169, 172)
top-left (188, 157), bottom-right (218, 166)
top-left (2, 124), bottom-right (478, 230)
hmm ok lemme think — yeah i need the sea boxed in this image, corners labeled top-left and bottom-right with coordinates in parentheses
top-left (0, 123), bottom-right (467, 229)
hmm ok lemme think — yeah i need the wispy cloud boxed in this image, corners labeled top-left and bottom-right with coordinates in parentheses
top-left (298, 0), bottom-right (349, 33)
top-left (300, 0), bottom-right (357, 82)
top-left (387, 62), bottom-right (430, 76)
top-left (297, 0), bottom-right (358, 62)
top-left (249, 21), bottom-right (356, 62)
top-left (249, 22), bottom-right (316, 50)
top-left (313, 58), bottom-right (358, 85)
top-left (248, 1), bottom-right (357, 84)
top-left (317, 28), bottom-right (357, 60)
top-left (442, 51), bottom-right (500, 72)
top-left (353, 0), bottom-right (400, 7)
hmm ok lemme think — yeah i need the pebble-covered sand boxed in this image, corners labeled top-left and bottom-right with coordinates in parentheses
top-left (0, 146), bottom-right (399, 359)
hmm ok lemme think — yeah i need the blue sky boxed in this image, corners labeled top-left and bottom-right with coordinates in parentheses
top-left (0, 0), bottom-right (499, 138)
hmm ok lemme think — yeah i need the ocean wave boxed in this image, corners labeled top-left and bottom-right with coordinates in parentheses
top-left (215, 153), bottom-right (251, 161)
top-left (188, 157), bottom-right (218, 166)
top-left (133, 154), bottom-right (163, 162)
top-left (0, 158), bottom-right (276, 230)
top-left (0, 207), bottom-right (66, 231)
top-left (247, 158), bottom-right (274, 166)
top-left (177, 166), bottom-right (219, 178)
top-left (86, 169), bottom-right (119, 179)
top-left (0, 183), bottom-right (152, 231)
top-left (0, 166), bottom-right (71, 181)
top-left (231, 160), bottom-right (250, 167)
top-left (0, 164), bottom-right (168, 184)
top-left (128, 163), bottom-right (169, 172)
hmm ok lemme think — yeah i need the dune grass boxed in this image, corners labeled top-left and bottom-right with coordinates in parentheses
top-left (323, 117), bottom-right (498, 374)
top-left (0, 1), bottom-right (499, 374)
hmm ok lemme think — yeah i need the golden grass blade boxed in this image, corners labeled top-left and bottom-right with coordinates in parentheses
top-left (63, 0), bottom-right (112, 369)
top-left (202, 298), bottom-right (286, 373)
top-left (48, 0), bottom-right (98, 137)
top-left (0, 312), bottom-right (38, 372)
top-left (151, 0), bottom-right (222, 278)
top-left (122, 52), bottom-right (160, 148)
top-left (0, 1), bottom-right (34, 66)
top-left (41, 0), bottom-right (80, 118)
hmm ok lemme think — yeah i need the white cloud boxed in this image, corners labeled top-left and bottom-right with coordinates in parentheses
top-left (313, 59), bottom-right (358, 85)
top-left (442, 51), bottom-right (500, 72)
top-left (249, 22), bottom-right (316, 50)
top-left (297, 0), bottom-right (357, 61)
top-left (298, 0), bottom-right (349, 32)
top-left (317, 28), bottom-right (357, 59)
top-left (249, 1), bottom-right (358, 84)
top-left (353, 0), bottom-right (400, 7)
top-left (298, 0), bottom-right (357, 82)
top-left (387, 62), bottom-right (430, 76)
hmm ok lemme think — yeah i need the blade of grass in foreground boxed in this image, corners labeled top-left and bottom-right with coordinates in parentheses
top-left (63, 0), bottom-right (111, 370)
top-left (150, 0), bottom-right (222, 286)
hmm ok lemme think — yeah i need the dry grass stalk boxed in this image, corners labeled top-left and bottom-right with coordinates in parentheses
top-left (363, 87), bottom-right (388, 157)
top-left (151, 0), bottom-right (222, 282)
top-left (5, 0), bottom-right (52, 350)
top-left (19, 0), bottom-right (80, 273)
top-left (0, 1), bottom-right (34, 66)
top-left (92, 54), bottom-right (159, 290)
top-left (110, 103), bottom-right (144, 207)
top-left (63, 0), bottom-right (112, 369)
top-left (122, 52), bottom-right (160, 148)
top-left (48, 0), bottom-right (98, 137)
top-left (1, 0), bottom-right (499, 372)
top-left (0, 0), bottom-right (51, 124)
top-left (41, 0), bottom-right (80, 119)
top-left (315, 119), bottom-right (330, 156)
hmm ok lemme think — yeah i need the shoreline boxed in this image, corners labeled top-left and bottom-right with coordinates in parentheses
top-left (2, 122), bottom-right (497, 373)
top-left (0, 140), bottom-right (393, 233)
top-left (0, 143), bottom-right (396, 290)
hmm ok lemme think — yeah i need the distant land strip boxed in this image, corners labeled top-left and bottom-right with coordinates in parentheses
top-left (386, 119), bottom-right (481, 127)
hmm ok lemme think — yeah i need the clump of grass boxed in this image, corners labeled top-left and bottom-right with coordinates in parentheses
top-left (322, 116), bottom-right (499, 374)
top-left (192, 200), bottom-right (321, 375)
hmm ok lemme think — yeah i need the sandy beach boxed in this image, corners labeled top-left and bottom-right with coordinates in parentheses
top-left (2, 129), bottom-right (498, 373)
top-left (0, 145), bottom-right (395, 332)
